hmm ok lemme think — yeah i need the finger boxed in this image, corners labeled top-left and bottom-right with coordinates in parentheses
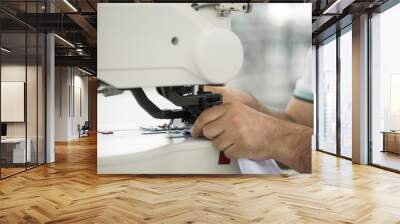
top-left (211, 131), bottom-right (233, 151)
top-left (191, 104), bottom-right (227, 137)
top-left (223, 144), bottom-right (238, 159)
top-left (202, 119), bottom-right (225, 140)
top-left (204, 86), bottom-right (224, 94)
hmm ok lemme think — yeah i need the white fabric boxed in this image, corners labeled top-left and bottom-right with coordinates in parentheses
top-left (238, 158), bottom-right (282, 174)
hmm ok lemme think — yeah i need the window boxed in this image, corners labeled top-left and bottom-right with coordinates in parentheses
top-left (316, 26), bottom-right (353, 159)
top-left (317, 36), bottom-right (337, 154)
top-left (370, 2), bottom-right (400, 171)
top-left (339, 28), bottom-right (352, 158)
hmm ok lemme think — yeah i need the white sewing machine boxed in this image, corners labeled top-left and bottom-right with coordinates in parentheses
top-left (97, 3), bottom-right (250, 174)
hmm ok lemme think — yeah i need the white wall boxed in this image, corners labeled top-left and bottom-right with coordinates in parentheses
top-left (1, 66), bottom-right (26, 126)
top-left (1, 65), bottom-right (36, 138)
top-left (1, 65), bottom-right (26, 141)
top-left (55, 67), bottom-right (89, 141)
top-left (55, 67), bottom-right (69, 141)
top-left (72, 74), bottom-right (89, 138)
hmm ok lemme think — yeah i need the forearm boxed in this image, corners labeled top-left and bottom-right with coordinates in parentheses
top-left (256, 98), bottom-right (314, 128)
top-left (206, 86), bottom-right (311, 126)
top-left (261, 115), bottom-right (312, 173)
top-left (257, 104), bottom-right (294, 123)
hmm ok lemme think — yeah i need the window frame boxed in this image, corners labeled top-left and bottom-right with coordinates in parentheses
top-left (315, 24), bottom-right (353, 160)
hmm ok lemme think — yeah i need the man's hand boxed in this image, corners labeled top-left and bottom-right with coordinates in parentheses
top-left (191, 102), bottom-right (272, 160)
top-left (191, 101), bottom-right (312, 173)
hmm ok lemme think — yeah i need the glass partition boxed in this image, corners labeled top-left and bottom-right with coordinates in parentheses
top-left (0, 1), bottom-right (46, 179)
top-left (317, 36), bottom-right (337, 154)
top-left (1, 30), bottom-right (28, 177)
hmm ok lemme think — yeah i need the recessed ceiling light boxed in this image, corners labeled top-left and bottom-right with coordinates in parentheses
top-left (54, 34), bottom-right (75, 48)
top-left (323, 0), bottom-right (354, 15)
top-left (63, 0), bottom-right (78, 12)
top-left (78, 67), bottom-right (93, 76)
top-left (1, 47), bottom-right (11, 53)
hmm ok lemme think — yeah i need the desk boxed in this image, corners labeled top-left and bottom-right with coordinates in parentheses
top-left (97, 130), bottom-right (240, 174)
top-left (381, 131), bottom-right (400, 154)
top-left (1, 138), bottom-right (31, 164)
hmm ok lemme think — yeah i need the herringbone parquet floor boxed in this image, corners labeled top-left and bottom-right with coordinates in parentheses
top-left (1, 135), bottom-right (400, 223)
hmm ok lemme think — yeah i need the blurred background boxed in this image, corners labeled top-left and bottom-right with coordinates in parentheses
top-left (230, 3), bottom-right (311, 109)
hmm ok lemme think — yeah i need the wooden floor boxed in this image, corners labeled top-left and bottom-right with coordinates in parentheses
top-left (1, 135), bottom-right (400, 223)
top-left (1, 167), bottom-right (26, 178)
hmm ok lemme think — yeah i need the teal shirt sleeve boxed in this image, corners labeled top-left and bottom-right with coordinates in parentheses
top-left (293, 72), bottom-right (314, 103)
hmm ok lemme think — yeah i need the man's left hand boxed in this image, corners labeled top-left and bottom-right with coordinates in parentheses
top-left (191, 102), bottom-right (275, 160)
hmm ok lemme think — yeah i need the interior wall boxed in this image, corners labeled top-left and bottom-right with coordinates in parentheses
top-left (1, 65), bottom-right (39, 138)
top-left (55, 67), bottom-right (89, 141)
top-left (72, 73), bottom-right (89, 138)
top-left (44, 3), bottom-right (56, 164)
top-left (55, 66), bottom-right (69, 141)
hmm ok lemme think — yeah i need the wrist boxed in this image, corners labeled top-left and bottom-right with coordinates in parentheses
top-left (244, 94), bottom-right (261, 112)
top-left (259, 114), bottom-right (278, 160)
top-left (252, 99), bottom-right (263, 112)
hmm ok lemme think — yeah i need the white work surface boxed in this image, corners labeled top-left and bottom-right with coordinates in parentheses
top-left (97, 130), bottom-right (241, 174)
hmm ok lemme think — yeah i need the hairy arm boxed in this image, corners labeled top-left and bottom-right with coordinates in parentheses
top-left (259, 113), bottom-right (312, 173)
top-left (205, 86), bottom-right (314, 128)
top-left (199, 86), bottom-right (314, 173)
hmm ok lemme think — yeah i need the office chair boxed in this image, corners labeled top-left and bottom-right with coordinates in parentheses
top-left (79, 121), bottom-right (90, 138)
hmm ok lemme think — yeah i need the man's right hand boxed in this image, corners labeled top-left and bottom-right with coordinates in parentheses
top-left (204, 86), bottom-right (261, 112)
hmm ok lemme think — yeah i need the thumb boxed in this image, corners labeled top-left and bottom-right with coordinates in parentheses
top-left (204, 86), bottom-right (225, 94)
